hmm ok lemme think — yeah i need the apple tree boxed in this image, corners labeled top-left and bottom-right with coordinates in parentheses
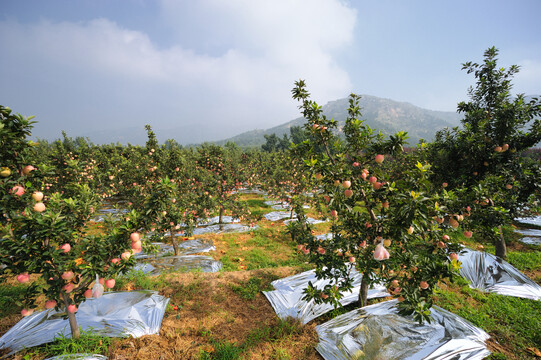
top-left (0, 105), bottom-right (139, 339)
top-left (288, 82), bottom-right (465, 323)
top-left (427, 47), bottom-right (541, 259)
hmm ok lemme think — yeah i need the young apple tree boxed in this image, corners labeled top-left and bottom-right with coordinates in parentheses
top-left (289, 82), bottom-right (465, 323)
top-left (0, 106), bottom-right (139, 339)
top-left (428, 47), bottom-right (541, 259)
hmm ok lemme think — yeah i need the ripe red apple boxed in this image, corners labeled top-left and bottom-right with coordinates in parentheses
top-left (382, 201), bottom-right (389, 209)
top-left (375, 154), bottom-right (384, 163)
top-left (320, 293), bottom-right (329, 299)
top-left (84, 289), bottom-right (93, 298)
top-left (420, 281), bottom-right (429, 290)
top-left (464, 231), bottom-right (473, 238)
top-left (22, 165), bottom-right (35, 175)
top-left (61, 271), bottom-right (74, 280)
top-left (437, 241), bottom-right (446, 249)
top-left (442, 235), bottom-right (450, 241)
top-left (60, 243), bottom-right (71, 253)
top-left (368, 176), bottom-right (377, 184)
top-left (502, 144), bottom-right (509, 151)
top-left (348, 256), bottom-right (356, 263)
top-left (373, 182), bottom-right (382, 190)
top-left (33, 202), bottom-right (46, 212)
top-left (494, 146), bottom-right (502, 152)
top-left (342, 180), bottom-right (351, 189)
top-left (442, 182), bottom-right (448, 188)
top-left (63, 283), bottom-right (74, 293)
top-left (12, 185), bottom-right (25, 197)
top-left (344, 189), bottom-right (353, 198)
top-left (315, 173), bottom-right (323, 180)
top-left (111, 258), bottom-right (121, 264)
top-left (17, 273), bottom-right (30, 283)
top-left (32, 191), bottom-right (44, 201)
top-left (121, 251), bottom-right (132, 260)
top-left (130, 232), bottom-right (141, 242)
top-left (330, 210), bottom-right (338, 218)
top-left (21, 308), bottom-right (33, 317)
top-left (449, 253), bottom-right (459, 261)
top-left (391, 280), bottom-right (399, 287)
top-left (449, 219), bottom-right (459, 228)
top-left (45, 300), bottom-right (57, 309)
top-left (334, 180), bottom-right (341, 186)
top-left (505, 184), bottom-right (513, 189)
top-left (67, 304), bottom-right (78, 313)
top-left (105, 279), bottom-right (116, 289)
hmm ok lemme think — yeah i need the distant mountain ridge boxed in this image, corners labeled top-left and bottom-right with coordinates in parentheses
top-left (215, 95), bottom-right (462, 147)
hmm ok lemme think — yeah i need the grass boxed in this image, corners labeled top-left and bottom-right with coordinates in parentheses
top-left (230, 273), bottom-right (279, 300)
top-left (0, 283), bottom-right (28, 317)
top-left (435, 277), bottom-right (541, 359)
top-left (507, 250), bottom-right (541, 271)
top-left (197, 318), bottom-right (307, 360)
top-left (17, 328), bottom-right (112, 359)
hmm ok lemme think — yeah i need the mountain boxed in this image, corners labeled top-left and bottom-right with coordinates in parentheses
top-left (214, 95), bottom-right (461, 147)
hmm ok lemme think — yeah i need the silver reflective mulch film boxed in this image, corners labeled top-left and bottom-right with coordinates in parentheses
top-left (264, 211), bottom-right (296, 222)
top-left (193, 223), bottom-right (256, 235)
top-left (44, 355), bottom-right (107, 360)
top-left (263, 268), bottom-right (389, 324)
top-left (515, 228), bottom-right (541, 245)
top-left (134, 239), bottom-right (216, 259)
top-left (516, 215), bottom-right (541, 227)
top-left (458, 248), bottom-right (541, 300)
top-left (283, 217), bottom-right (326, 225)
top-left (316, 300), bottom-right (490, 360)
top-left (141, 255), bottom-right (222, 275)
top-left (0, 291), bottom-right (169, 357)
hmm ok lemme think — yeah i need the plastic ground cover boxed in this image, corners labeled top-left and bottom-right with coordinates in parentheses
top-left (458, 247), bottom-right (541, 300)
top-left (516, 228), bottom-right (541, 245)
top-left (134, 239), bottom-right (216, 259)
top-left (316, 300), bottom-right (490, 360)
top-left (0, 291), bottom-right (168, 357)
top-left (44, 355), bottom-right (107, 360)
top-left (264, 211), bottom-right (296, 221)
top-left (263, 267), bottom-right (389, 324)
top-left (138, 255), bottom-right (222, 275)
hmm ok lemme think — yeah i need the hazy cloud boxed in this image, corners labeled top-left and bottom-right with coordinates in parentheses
top-left (0, 0), bottom-right (356, 142)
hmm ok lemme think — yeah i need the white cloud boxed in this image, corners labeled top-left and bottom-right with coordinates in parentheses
top-left (516, 59), bottom-right (541, 95)
top-left (0, 0), bottom-right (356, 142)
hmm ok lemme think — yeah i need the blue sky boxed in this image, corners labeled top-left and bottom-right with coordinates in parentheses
top-left (1, 0), bottom-right (540, 144)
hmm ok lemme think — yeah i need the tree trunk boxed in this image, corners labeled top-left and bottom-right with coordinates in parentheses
top-left (61, 292), bottom-right (79, 339)
top-left (171, 229), bottom-right (180, 256)
top-left (358, 276), bottom-right (369, 308)
top-left (219, 206), bottom-right (224, 224)
top-left (495, 225), bottom-right (507, 259)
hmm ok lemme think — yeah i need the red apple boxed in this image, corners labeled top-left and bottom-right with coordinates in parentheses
top-left (105, 279), bottom-right (115, 289)
top-left (33, 202), bottom-right (46, 212)
top-left (420, 281), bottom-right (429, 290)
top-left (21, 308), bottom-right (33, 316)
top-left (342, 180), bottom-right (351, 189)
top-left (130, 232), bottom-right (141, 242)
top-left (60, 243), bottom-right (71, 253)
top-left (344, 189), bottom-right (353, 198)
top-left (17, 273), bottom-right (30, 283)
top-left (12, 185), bottom-right (25, 197)
top-left (45, 300), bottom-right (57, 309)
top-left (63, 283), bottom-right (74, 293)
top-left (61, 271), bottom-right (74, 280)
top-left (84, 289), bottom-right (93, 298)
top-left (464, 231), bottom-right (473, 238)
top-left (22, 165), bottom-right (35, 175)
top-left (375, 154), bottom-right (384, 163)
top-left (67, 304), bottom-right (78, 313)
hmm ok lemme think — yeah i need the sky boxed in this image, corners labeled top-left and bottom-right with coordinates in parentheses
top-left (1, 0), bottom-right (540, 144)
